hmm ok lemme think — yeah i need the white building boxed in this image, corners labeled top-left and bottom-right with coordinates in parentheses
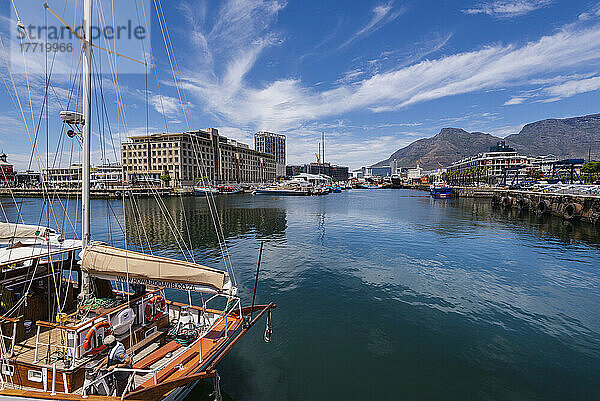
top-left (407, 165), bottom-right (423, 180)
top-left (291, 173), bottom-right (332, 186)
top-left (447, 141), bottom-right (532, 179)
top-left (531, 154), bottom-right (559, 174)
top-left (91, 163), bottom-right (123, 188)
top-left (43, 164), bottom-right (82, 187)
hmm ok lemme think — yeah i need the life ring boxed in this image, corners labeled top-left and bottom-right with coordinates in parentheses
top-left (83, 321), bottom-right (112, 355)
top-left (144, 295), bottom-right (166, 323)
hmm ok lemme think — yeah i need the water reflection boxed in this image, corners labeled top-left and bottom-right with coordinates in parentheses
top-left (122, 196), bottom-right (287, 254)
top-left (2, 193), bottom-right (599, 400)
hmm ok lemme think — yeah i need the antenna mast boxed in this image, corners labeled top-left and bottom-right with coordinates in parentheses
top-left (81, 0), bottom-right (92, 296)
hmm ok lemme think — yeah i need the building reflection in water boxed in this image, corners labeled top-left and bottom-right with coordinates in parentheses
top-left (122, 196), bottom-right (288, 254)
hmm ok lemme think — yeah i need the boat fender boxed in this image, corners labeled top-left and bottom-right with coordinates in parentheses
top-left (83, 320), bottom-right (112, 356)
top-left (501, 196), bottom-right (512, 208)
top-left (563, 203), bottom-right (583, 220)
top-left (517, 198), bottom-right (531, 210)
top-left (536, 200), bottom-right (551, 215)
top-left (145, 295), bottom-right (166, 323)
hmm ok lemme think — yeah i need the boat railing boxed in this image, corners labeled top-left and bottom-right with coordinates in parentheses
top-left (81, 367), bottom-right (158, 399)
top-left (33, 287), bottom-right (166, 362)
top-left (0, 315), bottom-right (20, 358)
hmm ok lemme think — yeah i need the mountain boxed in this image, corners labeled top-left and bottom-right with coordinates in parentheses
top-left (504, 113), bottom-right (600, 160)
top-left (374, 113), bottom-right (600, 170)
top-left (373, 128), bottom-right (504, 170)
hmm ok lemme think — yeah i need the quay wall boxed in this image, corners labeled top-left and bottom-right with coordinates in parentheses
top-left (0, 187), bottom-right (175, 199)
top-left (453, 187), bottom-right (600, 224)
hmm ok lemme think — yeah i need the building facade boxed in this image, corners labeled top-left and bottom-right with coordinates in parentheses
top-left (91, 163), bottom-right (124, 188)
top-left (0, 153), bottom-right (16, 187)
top-left (286, 162), bottom-right (349, 181)
top-left (447, 142), bottom-right (532, 180)
top-left (122, 128), bottom-right (276, 186)
top-left (254, 131), bottom-right (286, 178)
top-left (43, 164), bottom-right (82, 187)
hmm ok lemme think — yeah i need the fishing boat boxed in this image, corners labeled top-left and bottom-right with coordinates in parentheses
top-left (430, 182), bottom-right (453, 198)
top-left (0, 1), bottom-right (275, 400)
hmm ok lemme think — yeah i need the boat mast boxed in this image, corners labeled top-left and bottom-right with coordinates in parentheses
top-left (81, 0), bottom-right (92, 297)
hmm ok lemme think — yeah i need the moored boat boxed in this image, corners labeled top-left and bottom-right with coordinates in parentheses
top-left (430, 182), bottom-right (453, 198)
top-left (193, 186), bottom-right (220, 196)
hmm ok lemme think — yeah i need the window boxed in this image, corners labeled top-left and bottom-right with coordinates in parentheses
top-left (2, 364), bottom-right (14, 376)
top-left (28, 370), bottom-right (43, 382)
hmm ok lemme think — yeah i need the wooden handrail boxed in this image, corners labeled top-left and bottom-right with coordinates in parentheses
top-left (0, 315), bottom-right (22, 323)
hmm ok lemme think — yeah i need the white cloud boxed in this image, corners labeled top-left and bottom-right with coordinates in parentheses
top-left (544, 75), bottom-right (600, 98)
top-left (149, 95), bottom-right (180, 117)
top-left (181, 21), bottom-right (600, 133)
top-left (578, 4), bottom-right (600, 21)
top-left (338, 2), bottom-right (407, 50)
top-left (503, 96), bottom-right (527, 105)
top-left (463, 0), bottom-right (553, 17)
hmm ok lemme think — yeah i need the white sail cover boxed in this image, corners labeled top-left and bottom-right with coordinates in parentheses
top-left (0, 222), bottom-right (62, 244)
top-left (81, 243), bottom-right (231, 293)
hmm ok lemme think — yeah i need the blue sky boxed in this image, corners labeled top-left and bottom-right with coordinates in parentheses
top-left (1, 0), bottom-right (600, 171)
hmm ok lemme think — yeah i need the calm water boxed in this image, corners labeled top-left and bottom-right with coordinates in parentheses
top-left (3, 190), bottom-right (600, 400)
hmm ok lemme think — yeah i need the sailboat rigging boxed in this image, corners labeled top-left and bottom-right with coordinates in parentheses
top-left (0, 0), bottom-right (275, 400)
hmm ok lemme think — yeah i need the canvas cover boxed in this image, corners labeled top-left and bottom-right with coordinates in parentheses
top-left (81, 243), bottom-right (230, 292)
top-left (0, 222), bottom-right (57, 242)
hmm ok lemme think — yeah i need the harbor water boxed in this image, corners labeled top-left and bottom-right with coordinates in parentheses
top-left (3, 189), bottom-right (600, 400)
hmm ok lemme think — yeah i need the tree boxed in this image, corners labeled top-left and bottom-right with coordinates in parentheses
top-left (582, 161), bottom-right (600, 183)
top-left (160, 173), bottom-right (171, 186)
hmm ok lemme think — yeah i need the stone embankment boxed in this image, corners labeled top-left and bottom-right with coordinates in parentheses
top-left (453, 187), bottom-right (600, 224)
top-left (0, 187), bottom-right (174, 199)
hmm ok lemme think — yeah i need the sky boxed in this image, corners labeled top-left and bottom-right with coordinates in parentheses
top-left (1, 0), bottom-right (600, 171)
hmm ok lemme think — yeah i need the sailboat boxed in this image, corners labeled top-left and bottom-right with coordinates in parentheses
top-left (0, 1), bottom-right (275, 400)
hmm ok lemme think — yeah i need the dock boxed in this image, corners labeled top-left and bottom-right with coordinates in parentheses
top-left (452, 186), bottom-right (600, 224)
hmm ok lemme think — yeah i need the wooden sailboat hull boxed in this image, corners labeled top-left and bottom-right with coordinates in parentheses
top-left (0, 303), bottom-right (275, 401)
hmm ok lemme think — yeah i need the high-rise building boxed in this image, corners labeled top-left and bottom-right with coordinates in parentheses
top-left (121, 128), bottom-right (276, 186)
top-left (254, 131), bottom-right (286, 178)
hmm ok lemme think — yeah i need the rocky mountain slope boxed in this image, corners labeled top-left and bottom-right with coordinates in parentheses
top-left (374, 113), bottom-right (600, 170)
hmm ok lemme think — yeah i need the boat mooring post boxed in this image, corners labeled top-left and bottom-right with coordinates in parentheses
top-left (250, 241), bottom-right (264, 322)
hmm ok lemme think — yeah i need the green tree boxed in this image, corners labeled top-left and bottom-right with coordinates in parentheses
top-left (160, 173), bottom-right (171, 186)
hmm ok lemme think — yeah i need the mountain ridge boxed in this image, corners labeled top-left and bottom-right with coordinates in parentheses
top-left (373, 113), bottom-right (600, 170)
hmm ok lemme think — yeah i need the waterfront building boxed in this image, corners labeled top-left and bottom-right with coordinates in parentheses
top-left (286, 162), bottom-right (349, 181)
top-left (291, 173), bottom-right (332, 186)
top-left (0, 153), bottom-right (16, 187)
top-left (16, 170), bottom-right (41, 187)
top-left (366, 166), bottom-right (392, 177)
top-left (407, 165), bottom-right (423, 180)
top-left (255, 131), bottom-right (286, 178)
top-left (349, 169), bottom-right (364, 179)
top-left (447, 141), bottom-right (532, 180)
top-left (91, 163), bottom-right (124, 188)
top-left (122, 128), bottom-right (276, 186)
top-left (531, 154), bottom-right (560, 175)
top-left (43, 163), bottom-right (82, 188)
